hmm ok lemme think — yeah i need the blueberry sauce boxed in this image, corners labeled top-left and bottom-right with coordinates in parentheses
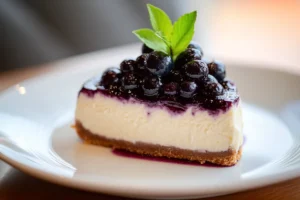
top-left (79, 42), bottom-right (240, 116)
top-left (112, 149), bottom-right (227, 167)
top-left (80, 76), bottom-right (239, 116)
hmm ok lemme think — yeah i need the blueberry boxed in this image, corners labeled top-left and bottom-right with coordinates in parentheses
top-left (206, 74), bottom-right (219, 84)
top-left (187, 41), bottom-right (203, 56)
top-left (163, 82), bottom-right (179, 96)
top-left (108, 82), bottom-right (124, 96)
top-left (100, 67), bottom-right (121, 88)
top-left (146, 51), bottom-right (172, 76)
top-left (184, 60), bottom-right (208, 79)
top-left (207, 61), bottom-right (226, 81)
top-left (136, 54), bottom-right (149, 77)
top-left (174, 48), bottom-right (202, 70)
top-left (221, 80), bottom-right (236, 92)
top-left (164, 70), bottom-right (184, 83)
top-left (203, 83), bottom-right (224, 97)
top-left (195, 74), bottom-right (218, 91)
top-left (136, 54), bottom-right (148, 71)
top-left (180, 81), bottom-right (197, 98)
top-left (122, 73), bottom-right (139, 90)
top-left (120, 59), bottom-right (137, 73)
top-left (142, 75), bottom-right (161, 96)
top-left (142, 44), bottom-right (154, 54)
top-left (201, 96), bottom-right (231, 111)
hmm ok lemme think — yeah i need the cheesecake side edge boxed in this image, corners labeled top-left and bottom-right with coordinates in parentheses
top-left (74, 120), bottom-right (242, 166)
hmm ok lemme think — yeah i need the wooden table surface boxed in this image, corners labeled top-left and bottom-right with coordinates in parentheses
top-left (0, 66), bottom-right (299, 200)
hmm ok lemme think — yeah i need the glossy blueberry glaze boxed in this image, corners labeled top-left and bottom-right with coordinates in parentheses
top-left (79, 75), bottom-right (239, 116)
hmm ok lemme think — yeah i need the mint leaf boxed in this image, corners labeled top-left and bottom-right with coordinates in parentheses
top-left (133, 5), bottom-right (197, 60)
top-left (133, 29), bottom-right (170, 54)
top-left (147, 4), bottom-right (173, 40)
top-left (171, 11), bottom-right (197, 58)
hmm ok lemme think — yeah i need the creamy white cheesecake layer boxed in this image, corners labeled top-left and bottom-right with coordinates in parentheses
top-left (76, 93), bottom-right (243, 152)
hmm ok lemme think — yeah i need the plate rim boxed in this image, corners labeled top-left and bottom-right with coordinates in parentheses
top-left (2, 151), bottom-right (300, 198)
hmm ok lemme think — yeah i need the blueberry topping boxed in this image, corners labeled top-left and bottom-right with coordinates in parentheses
top-left (204, 83), bottom-right (224, 96)
top-left (142, 75), bottom-right (161, 96)
top-left (100, 67), bottom-right (121, 88)
top-left (164, 70), bottom-right (184, 83)
top-left (163, 82), bottom-right (179, 96)
top-left (187, 41), bottom-right (203, 56)
top-left (136, 54), bottom-right (148, 71)
top-left (122, 73), bottom-right (139, 90)
top-left (207, 61), bottom-right (226, 81)
top-left (197, 74), bottom-right (218, 86)
top-left (206, 74), bottom-right (219, 84)
top-left (201, 96), bottom-right (232, 111)
top-left (174, 48), bottom-right (202, 70)
top-left (180, 81), bottom-right (197, 98)
top-left (120, 59), bottom-right (137, 73)
top-left (146, 51), bottom-right (172, 76)
top-left (142, 44), bottom-right (154, 54)
top-left (82, 39), bottom-right (239, 113)
top-left (221, 80), bottom-right (237, 92)
top-left (184, 60), bottom-right (208, 79)
top-left (108, 82), bottom-right (124, 96)
top-left (136, 54), bottom-right (149, 77)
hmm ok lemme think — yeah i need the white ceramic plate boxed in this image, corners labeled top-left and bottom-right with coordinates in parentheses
top-left (1, 44), bottom-right (300, 199)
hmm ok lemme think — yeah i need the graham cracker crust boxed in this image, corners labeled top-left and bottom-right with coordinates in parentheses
top-left (75, 120), bottom-right (242, 166)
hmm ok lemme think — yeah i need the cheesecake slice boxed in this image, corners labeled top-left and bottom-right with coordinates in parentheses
top-left (75, 56), bottom-right (243, 166)
top-left (74, 4), bottom-right (243, 166)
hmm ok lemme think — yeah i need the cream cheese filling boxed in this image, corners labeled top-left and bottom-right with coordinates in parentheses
top-left (75, 93), bottom-right (243, 152)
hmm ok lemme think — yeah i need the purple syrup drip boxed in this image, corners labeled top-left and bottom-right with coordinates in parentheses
top-left (112, 149), bottom-right (228, 167)
top-left (79, 76), bottom-right (240, 116)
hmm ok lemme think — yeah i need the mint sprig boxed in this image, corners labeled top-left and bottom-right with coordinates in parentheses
top-left (133, 29), bottom-right (170, 54)
top-left (147, 4), bottom-right (173, 40)
top-left (133, 4), bottom-right (197, 60)
top-left (170, 11), bottom-right (197, 57)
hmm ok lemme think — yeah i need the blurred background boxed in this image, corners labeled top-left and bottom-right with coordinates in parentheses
top-left (0, 0), bottom-right (299, 72)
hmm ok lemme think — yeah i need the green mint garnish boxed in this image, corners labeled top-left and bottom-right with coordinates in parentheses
top-left (132, 4), bottom-right (197, 60)
top-left (147, 4), bottom-right (173, 40)
top-left (170, 11), bottom-right (197, 57)
top-left (133, 29), bottom-right (170, 55)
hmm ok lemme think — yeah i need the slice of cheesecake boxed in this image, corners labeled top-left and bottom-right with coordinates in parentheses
top-left (74, 4), bottom-right (243, 166)
top-left (75, 55), bottom-right (243, 166)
